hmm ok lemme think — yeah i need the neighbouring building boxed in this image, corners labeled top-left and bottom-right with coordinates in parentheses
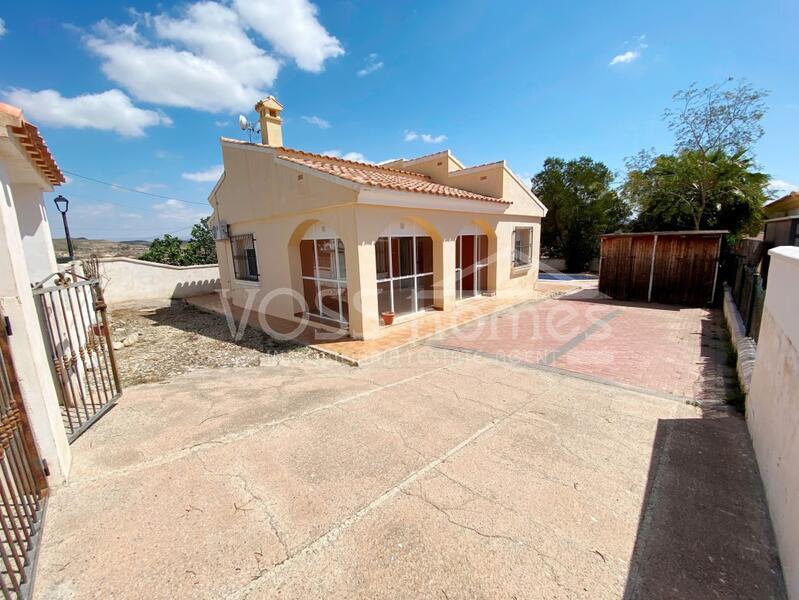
top-left (209, 97), bottom-right (547, 340)
top-left (763, 191), bottom-right (799, 220)
top-left (759, 192), bottom-right (799, 284)
top-left (0, 103), bottom-right (71, 482)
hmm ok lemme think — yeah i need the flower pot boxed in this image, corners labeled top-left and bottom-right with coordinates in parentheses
top-left (381, 311), bottom-right (395, 326)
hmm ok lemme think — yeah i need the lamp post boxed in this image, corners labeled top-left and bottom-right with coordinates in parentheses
top-left (53, 195), bottom-right (74, 261)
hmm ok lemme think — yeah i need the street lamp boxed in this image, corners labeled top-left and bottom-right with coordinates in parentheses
top-left (53, 195), bottom-right (74, 261)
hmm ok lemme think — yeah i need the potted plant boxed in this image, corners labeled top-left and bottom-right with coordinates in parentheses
top-left (381, 311), bottom-right (395, 326)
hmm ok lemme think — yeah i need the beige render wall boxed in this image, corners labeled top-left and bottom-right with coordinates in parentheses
top-left (220, 205), bottom-right (364, 332)
top-left (211, 144), bottom-right (543, 340)
top-left (216, 144), bottom-right (358, 224)
top-left (0, 164), bottom-right (70, 483)
top-left (747, 247), bottom-right (799, 598)
top-left (217, 201), bottom-right (541, 340)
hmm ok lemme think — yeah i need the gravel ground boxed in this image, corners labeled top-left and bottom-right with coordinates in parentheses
top-left (109, 302), bottom-right (314, 386)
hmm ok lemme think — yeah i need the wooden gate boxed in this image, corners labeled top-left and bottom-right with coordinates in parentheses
top-left (599, 232), bottom-right (724, 306)
top-left (0, 307), bottom-right (48, 599)
top-left (32, 272), bottom-right (121, 442)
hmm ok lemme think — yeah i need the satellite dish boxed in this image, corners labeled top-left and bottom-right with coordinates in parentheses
top-left (239, 115), bottom-right (249, 130)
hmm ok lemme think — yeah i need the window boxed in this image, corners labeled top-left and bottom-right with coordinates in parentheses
top-left (300, 236), bottom-right (348, 325)
top-left (375, 233), bottom-right (434, 319)
top-left (230, 234), bottom-right (259, 281)
top-left (512, 227), bottom-right (533, 268)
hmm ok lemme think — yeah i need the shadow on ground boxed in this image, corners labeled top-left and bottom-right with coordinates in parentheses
top-left (623, 314), bottom-right (787, 599)
top-left (143, 302), bottom-right (305, 354)
top-left (109, 302), bottom-right (313, 386)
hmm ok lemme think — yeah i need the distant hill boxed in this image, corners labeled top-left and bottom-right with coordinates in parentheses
top-left (52, 238), bottom-right (151, 260)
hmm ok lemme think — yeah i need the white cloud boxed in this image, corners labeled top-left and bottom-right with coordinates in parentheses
top-left (404, 130), bottom-right (447, 144)
top-left (322, 149), bottom-right (368, 162)
top-left (4, 88), bottom-right (171, 137)
top-left (153, 198), bottom-right (210, 223)
top-left (302, 115), bottom-right (330, 129)
top-left (609, 50), bottom-right (639, 66)
top-left (357, 53), bottom-right (383, 77)
top-left (68, 201), bottom-right (143, 221)
top-left (134, 183), bottom-right (167, 193)
top-left (182, 164), bottom-right (224, 182)
top-left (768, 179), bottom-right (799, 197)
top-left (233, 0), bottom-right (344, 72)
top-left (0, 18), bottom-right (6, 38)
top-left (609, 35), bottom-right (647, 66)
top-left (214, 120), bottom-right (230, 127)
top-left (85, 4), bottom-right (280, 113)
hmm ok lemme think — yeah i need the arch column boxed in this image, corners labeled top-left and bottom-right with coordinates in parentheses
top-left (486, 230), bottom-right (499, 294)
top-left (345, 241), bottom-right (380, 340)
top-left (434, 237), bottom-right (457, 311)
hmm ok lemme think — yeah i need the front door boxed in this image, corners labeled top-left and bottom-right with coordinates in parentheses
top-left (457, 235), bottom-right (488, 300)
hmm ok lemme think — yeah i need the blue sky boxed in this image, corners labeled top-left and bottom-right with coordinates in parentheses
top-left (1, 0), bottom-right (797, 240)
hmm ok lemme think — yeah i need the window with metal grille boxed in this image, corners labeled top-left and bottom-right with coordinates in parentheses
top-left (230, 233), bottom-right (259, 282)
top-left (512, 227), bottom-right (533, 268)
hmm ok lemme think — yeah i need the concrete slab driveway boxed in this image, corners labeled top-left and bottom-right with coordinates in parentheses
top-left (35, 295), bottom-right (785, 598)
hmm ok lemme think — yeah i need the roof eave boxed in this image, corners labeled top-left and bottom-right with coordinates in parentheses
top-left (358, 188), bottom-right (509, 214)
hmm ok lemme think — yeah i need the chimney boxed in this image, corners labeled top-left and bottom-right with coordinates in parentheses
top-left (254, 96), bottom-right (284, 147)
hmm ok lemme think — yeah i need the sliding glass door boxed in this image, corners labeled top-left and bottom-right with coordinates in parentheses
top-left (300, 236), bottom-right (348, 325)
top-left (375, 234), bottom-right (434, 320)
top-left (456, 234), bottom-right (488, 300)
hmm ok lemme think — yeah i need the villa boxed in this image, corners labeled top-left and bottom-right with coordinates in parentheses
top-left (208, 97), bottom-right (547, 340)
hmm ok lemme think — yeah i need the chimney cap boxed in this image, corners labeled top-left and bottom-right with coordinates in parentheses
top-left (255, 96), bottom-right (283, 113)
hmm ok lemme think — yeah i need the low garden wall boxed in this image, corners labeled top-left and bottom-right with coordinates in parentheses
top-left (96, 257), bottom-right (220, 305)
top-left (722, 284), bottom-right (757, 395)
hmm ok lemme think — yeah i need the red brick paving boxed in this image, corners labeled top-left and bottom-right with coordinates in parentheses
top-left (434, 290), bottom-right (723, 401)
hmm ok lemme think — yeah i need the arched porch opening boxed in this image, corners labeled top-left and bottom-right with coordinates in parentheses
top-left (291, 221), bottom-right (349, 327)
top-left (374, 220), bottom-right (439, 322)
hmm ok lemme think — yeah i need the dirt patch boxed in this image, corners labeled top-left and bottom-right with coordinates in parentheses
top-left (109, 302), bottom-right (314, 386)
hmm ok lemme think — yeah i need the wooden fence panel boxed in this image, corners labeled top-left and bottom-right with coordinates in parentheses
top-left (651, 235), bottom-right (719, 305)
top-left (600, 232), bottom-right (722, 306)
top-left (599, 235), bottom-right (654, 301)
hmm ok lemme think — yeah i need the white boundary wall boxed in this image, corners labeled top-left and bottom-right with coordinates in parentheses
top-left (97, 257), bottom-right (220, 305)
top-left (748, 246), bottom-right (799, 598)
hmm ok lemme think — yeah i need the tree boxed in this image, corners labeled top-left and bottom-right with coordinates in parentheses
top-left (664, 78), bottom-right (768, 156)
top-left (140, 218), bottom-right (217, 266)
top-left (533, 157), bottom-right (629, 272)
top-left (623, 149), bottom-right (768, 236)
top-left (185, 218), bottom-right (217, 264)
top-left (624, 78), bottom-right (770, 236)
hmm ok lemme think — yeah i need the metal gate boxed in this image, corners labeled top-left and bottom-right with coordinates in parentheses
top-left (32, 272), bottom-right (121, 442)
top-left (0, 307), bottom-right (48, 599)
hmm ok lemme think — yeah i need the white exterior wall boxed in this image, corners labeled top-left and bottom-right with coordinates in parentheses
top-left (0, 164), bottom-right (70, 483)
top-left (747, 246), bottom-right (799, 598)
top-left (13, 184), bottom-right (58, 283)
top-left (98, 258), bottom-right (220, 305)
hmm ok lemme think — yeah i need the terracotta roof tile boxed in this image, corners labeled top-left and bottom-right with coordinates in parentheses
top-left (0, 103), bottom-right (64, 186)
top-left (277, 154), bottom-right (509, 204)
top-left (219, 137), bottom-right (510, 204)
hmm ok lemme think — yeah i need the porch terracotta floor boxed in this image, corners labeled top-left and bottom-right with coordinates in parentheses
top-left (186, 281), bottom-right (576, 365)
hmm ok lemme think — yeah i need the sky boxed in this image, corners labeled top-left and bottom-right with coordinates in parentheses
top-left (1, 0), bottom-right (797, 241)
